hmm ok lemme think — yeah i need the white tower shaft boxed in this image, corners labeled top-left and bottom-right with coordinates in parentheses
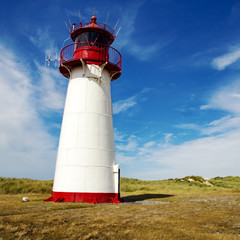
top-left (51, 64), bottom-right (120, 203)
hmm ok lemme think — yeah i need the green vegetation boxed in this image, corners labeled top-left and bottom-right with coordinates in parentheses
top-left (0, 176), bottom-right (240, 239)
top-left (1, 176), bottom-right (240, 195)
top-left (121, 176), bottom-right (240, 195)
top-left (210, 176), bottom-right (240, 189)
top-left (0, 177), bottom-right (53, 194)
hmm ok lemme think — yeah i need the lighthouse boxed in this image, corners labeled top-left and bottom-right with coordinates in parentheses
top-left (45, 14), bottom-right (121, 203)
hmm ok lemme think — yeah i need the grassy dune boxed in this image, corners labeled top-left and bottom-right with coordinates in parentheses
top-left (1, 176), bottom-right (240, 194)
top-left (0, 177), bottom-right (53, 194)
top-left (121, 176), bottom-right (240, 194)
top-left (0, 176), bottom-right (240, 239)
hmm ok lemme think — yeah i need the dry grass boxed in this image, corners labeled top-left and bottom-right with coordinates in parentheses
top-left (0, 177), bottom-right (240, 239)
top-left (0, 178), bottom-right (52, 194)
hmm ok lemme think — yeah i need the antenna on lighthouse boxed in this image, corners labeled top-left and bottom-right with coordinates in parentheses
top-left (55, 53), bottom-right (58, 67)
top-left (45, 53), bottom-right (50, 67)
top-left (105, 12), bottom-right (109, 25)
top-left (113, 19), bottom-right (119, 31)
top-left (64, 21), bottom-right (71, 34)
top-left (67, 14), bottom-right (72, 26)
top-left (48, 53), bottom-right (51, 67)
top-left (45, 53), bottom-right (59, 68)
top-left (115, 26), bottom-right (121, 37)
top-left (78, 9), bottom-right (81, 22)
top-left (61, 36), bottom-right (70, 49)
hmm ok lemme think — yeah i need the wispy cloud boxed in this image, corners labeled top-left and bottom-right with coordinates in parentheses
top-left (229, 2), bottom-right (240, 23)
top-left (127, 42), bottom-right (171, 61)
top-left (143, 141), bottom-right (155, 148)
top-left (113, 88), bottom-right (151, 114)
top-left (212, 47), bottom-right (240, 70)
top-left (201, 79), bottom-right (240, 114)
top-left (35, 63), bottom-right (67, 111)
top-left (117, 78), bottom-right (240, 180)
top-left (115, 1), bottom-right (170, 61)
top-left (116, 1), bottom-right (143, 48)
top-left (114, 128), bottom-right (127, 142)
top-left (175, 123), bottom-right (201, 131)
top-left (202, 116), bottom-right (240, 135)
top-left (115, 135), bottom-right (138, 152)
top-left (0, 43), bottom-right (59, 179)
top-left (141, 130), bottom-right (240, 179)
top-left (113, 96), bottom-right (137, 114)
top-left (29, 29), bottom-right (59, 56)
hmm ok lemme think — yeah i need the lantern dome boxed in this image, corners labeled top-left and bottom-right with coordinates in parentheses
top-left (59, 14), bottom-right (121, 80)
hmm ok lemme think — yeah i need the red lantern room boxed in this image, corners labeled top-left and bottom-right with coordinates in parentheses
top-left (59, 14), bottom-right (121, 80)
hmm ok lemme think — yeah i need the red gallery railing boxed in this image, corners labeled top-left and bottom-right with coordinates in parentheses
top-left (71, 22), bottom-right (115, 36)
top-left (60, 42), bottom-right (121, 70)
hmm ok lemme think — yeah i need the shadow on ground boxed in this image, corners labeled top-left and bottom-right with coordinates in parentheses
top-left (122, 194), bottom-right (174, 202)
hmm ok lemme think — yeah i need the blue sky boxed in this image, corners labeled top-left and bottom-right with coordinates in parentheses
top-left (0, 0), bottom-right (240, 180)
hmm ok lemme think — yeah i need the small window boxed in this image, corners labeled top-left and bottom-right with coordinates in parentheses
top-left (85, 32), bottom-right (98, 45)
top-left (75, 33), bottom-right (88, 47)
top-left (75, 32), bottom-right (110, 48)
top-left (104, 36), bottom-right (109, 45)
top-left (97, 34), bottom-right (105, 45)
top-left (79, 33), bottom-right (87, 43)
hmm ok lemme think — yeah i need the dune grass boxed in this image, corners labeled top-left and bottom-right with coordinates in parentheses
top-left (1, 176), bottom-right (240, 195)
top-left (0, 177), bottom-right (53, 194)
top-left (120, 176), bottom-right (240, 195)
top-left (0, 176), bottom-right (240, 239)
top-left (210, 176), bottom-right (240, 189)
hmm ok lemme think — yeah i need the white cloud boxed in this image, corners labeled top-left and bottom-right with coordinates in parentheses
top-left (143, 141), bottom-right (155, 148)
top-left (200, 105), bottom-right (209, 110)
top-left (113, 88), bottom-right (151, 114)
top-left (116, 2), bottom-right (142, 48)
top-left (163, 133), bottom-right (173, 145)
top-left (0, 43), bottom-right (61, 179)
top-left (114, 128), bottom-right (126, 142)
top-left (29, 29), bottom-right (59, 56)
top-left (202, 116), bottom-right (240, 135)
top-left (141, 130), bottom-right (240, 179)
top-left (113, 96), bottom-right (137, 114)
top-left (115, 1), bottom-right (169, 61)
top-left (117, 79), bottom-right (240, 180)
top-left (115, 135), bottom-right (138, 152)
top-left (176, 115), bottom-right (240, 136)
top-left (35, 63), bottom-right (67, 111)
top-left (212, 47), bottom-right (240, 70)
top-left (116, 152), bottom-right (136, 164)
top-left (175, 123), bottom-right (201, 131)
top-left (206, 80), bottom-right (240, 115)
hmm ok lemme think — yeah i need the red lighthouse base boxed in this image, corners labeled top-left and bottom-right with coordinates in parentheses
top-left (44, 192), bottom-right (121, 204)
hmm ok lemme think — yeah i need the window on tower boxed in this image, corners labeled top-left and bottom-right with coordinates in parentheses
top-left (96, 34), bottom-right (105, 45)
top-left (75, 33), bottom-right (88, 47)
top-left (85, 32), bottom-right (99, 45)
top-left (104, 36), bottom-right (109, 45)
top-left (75, 32), bottom-right (109, 48)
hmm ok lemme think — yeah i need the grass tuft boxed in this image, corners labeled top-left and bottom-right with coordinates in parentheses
top-left (0, 177), bottom-right (53, 194)
top-left (209, 176), bottom-right (240, 189)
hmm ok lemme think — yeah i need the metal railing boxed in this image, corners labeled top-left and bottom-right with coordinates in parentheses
top-left (71, 22), bottom-right (115, 36)
top-left (60, 42), bottom-right (121, 69)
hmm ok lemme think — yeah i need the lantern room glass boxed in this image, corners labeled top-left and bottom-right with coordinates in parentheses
top-left (75, 32), bottom-right (109, 47)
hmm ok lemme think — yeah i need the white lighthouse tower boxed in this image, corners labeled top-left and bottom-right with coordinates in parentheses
top-left (45, 14), bottom-right (121, 203)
